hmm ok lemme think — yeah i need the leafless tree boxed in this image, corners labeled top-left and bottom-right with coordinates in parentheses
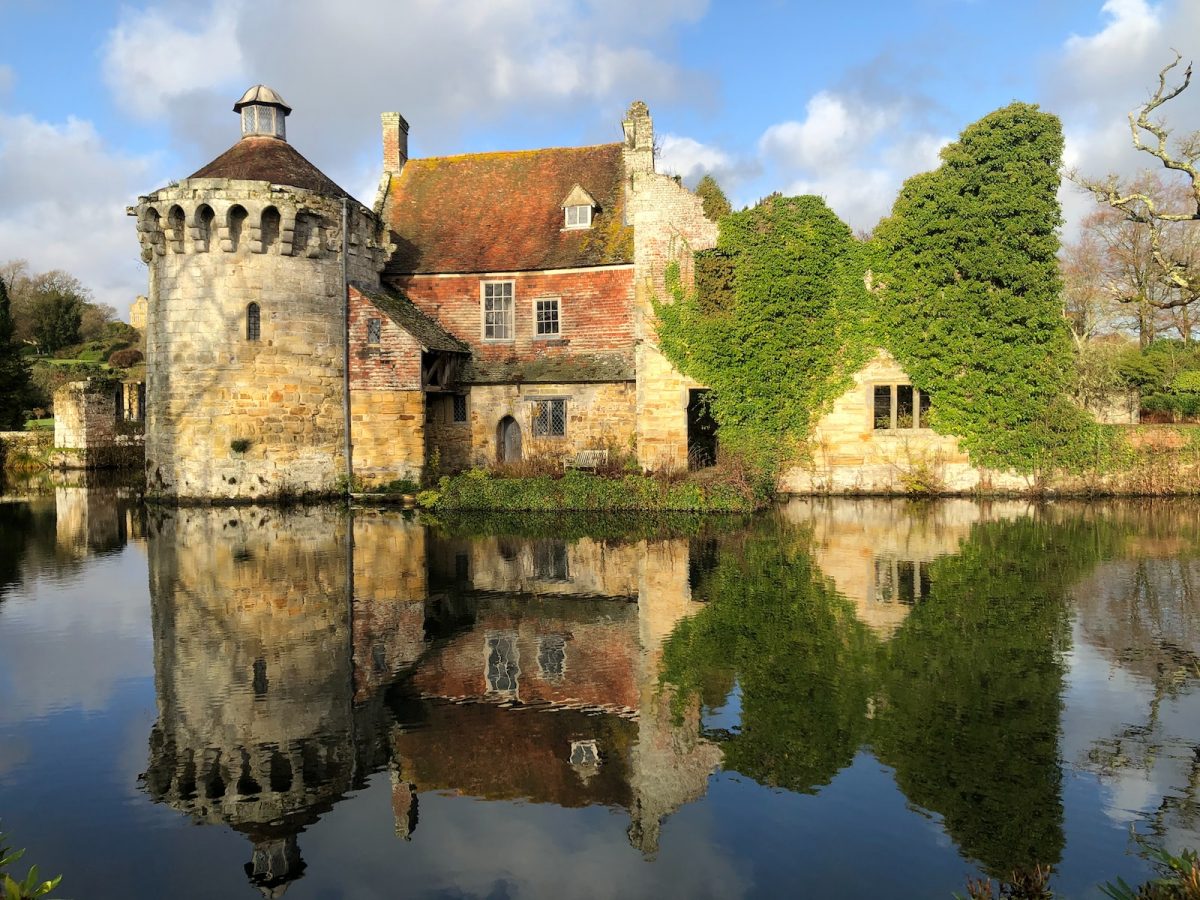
top-left (1074, 52), bottom-right (1200, 313)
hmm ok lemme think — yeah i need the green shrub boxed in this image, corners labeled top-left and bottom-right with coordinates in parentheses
top-left (107, 347), bottom-right (143, 369)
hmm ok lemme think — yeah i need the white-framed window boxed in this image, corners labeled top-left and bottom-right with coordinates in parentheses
top-left (531, 398), bottom-right (567, 437)
top-left (872, 384), bottom-right (931, 430)
top-left (366, 317), bottom-right (382, 344)
top-left (564, 205), bottom-right (592, 229)
top-left (482, 281), bottom-right (514, 341)
top-left (535, 298), bottom-right (560, 337)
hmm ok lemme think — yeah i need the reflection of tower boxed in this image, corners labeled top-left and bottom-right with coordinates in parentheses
top-left (144, 506), bottom-right (353, 896)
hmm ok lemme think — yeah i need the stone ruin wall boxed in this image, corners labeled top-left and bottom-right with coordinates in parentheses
top-left (50, 378), bottom-right (144, 469)
top-left (623, 103), bottom-right (719, 471)
top-left (135, 179), bottom-right (390, 500)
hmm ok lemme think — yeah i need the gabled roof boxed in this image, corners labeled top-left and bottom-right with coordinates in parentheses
top-left (188, 136), bottom-right (349, 197)
top-left (383, 143), bottom-right (633, 275)
top-left (352, 282), bottom-right (468, 353)
top-left (561, 184), bottom-right (597, 208)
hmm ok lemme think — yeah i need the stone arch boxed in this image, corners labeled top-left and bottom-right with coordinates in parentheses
top-left (166, 205), bottom-right (186, 253)
top-left (193, 204), bottom-right (216, 252)
top-left (260, 206), bottom-right (281, 253)
top-left (227, 205), bottom-right (248, 252)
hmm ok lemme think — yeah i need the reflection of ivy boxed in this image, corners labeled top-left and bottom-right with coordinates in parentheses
top-left (872, 516), bottom-right (1117, 876)
top-left (660, 510), bottom-right (1123, 876)
top-left (660, 519), bottom-right (877, 793)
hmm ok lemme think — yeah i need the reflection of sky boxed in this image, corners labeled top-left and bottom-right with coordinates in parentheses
top-left (5, 499), bottom-right (1200, 897)
top-left (1061, 615), bottom-right (1200, 857)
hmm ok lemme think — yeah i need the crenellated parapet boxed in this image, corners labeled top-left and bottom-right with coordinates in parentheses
top-left (133, 181), bottom-right (391, 270)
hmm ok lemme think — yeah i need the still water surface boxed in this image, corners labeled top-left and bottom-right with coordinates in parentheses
top-left (0, 485), bottom-right (1198, 898)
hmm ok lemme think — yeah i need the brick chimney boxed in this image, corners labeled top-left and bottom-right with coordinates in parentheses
top-left (381, 112), bottom-right (410, 174)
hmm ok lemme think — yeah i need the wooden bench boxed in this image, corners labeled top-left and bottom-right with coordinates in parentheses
top-left (563, 449), bottom-right (608, 472)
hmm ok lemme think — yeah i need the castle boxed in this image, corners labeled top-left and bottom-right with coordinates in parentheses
top-left (132, 86), bottom-right (716, 500)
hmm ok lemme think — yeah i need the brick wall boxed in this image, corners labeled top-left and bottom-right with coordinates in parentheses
top-left (348, 285), bottom-right (422, 390)
top-left (388, 266), bottom-right (635, 365)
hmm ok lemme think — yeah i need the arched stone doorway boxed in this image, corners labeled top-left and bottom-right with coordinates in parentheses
top-left (497, 416), bottom-right (522, 463)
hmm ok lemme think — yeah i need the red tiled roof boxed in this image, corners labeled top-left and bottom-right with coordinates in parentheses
top-left (188, 136), bottom-right (349, 197)
top-left (383, 143), bottom-right (633, 275)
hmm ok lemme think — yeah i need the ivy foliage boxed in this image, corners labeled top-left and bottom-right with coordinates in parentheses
top-left (655, 194), bottom-right (873, 474)
top-left (870, 102), bottom-right (1106, 471)
top-left (695, 174), bottom-right (732, 222)
top-left (658, 103), bottom-right (1109, 477)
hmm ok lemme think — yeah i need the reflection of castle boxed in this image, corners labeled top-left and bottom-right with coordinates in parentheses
top-left (143, 508), bottom-right (720, 892)
top-left (783, 498), bottom-right (1030, 636)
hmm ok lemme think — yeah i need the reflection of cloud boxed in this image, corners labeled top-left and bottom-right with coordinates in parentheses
top-left (0, 549), bottom-right (152, 725)
top-left (300, 772), bottom-right (750, 899)
top-left (0, 735), bottom-right (30, 780)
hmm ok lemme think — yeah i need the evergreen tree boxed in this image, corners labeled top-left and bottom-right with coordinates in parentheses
top-left (695, 174), bottom-right (732, 222)
top-left (0, 277), bottom-right (32, 429)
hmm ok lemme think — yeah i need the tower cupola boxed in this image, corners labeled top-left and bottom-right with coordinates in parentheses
top-left (234, 85), bottom-right (291, 140)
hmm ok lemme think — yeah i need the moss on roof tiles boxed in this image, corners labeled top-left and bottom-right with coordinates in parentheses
top-left (462, 354), bottom-right (634, 384)
top-left (353, 282), bottom-right (468, 353)
top-left (384, 143), bottom-right (634, 274)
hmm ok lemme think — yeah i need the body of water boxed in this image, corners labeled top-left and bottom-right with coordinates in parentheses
top-left (0, 486), bottom-right (1197, 898)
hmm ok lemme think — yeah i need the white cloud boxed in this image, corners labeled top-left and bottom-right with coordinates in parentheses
top-left (0, 112), bottom-right (159, 316)
top-left (658, 133), bottom-right (745, 187)
top-left (1047, 0), bottom-right (1200, 237)
top-left (100, 0), bottom-right (711, 199)
top-left (759, 92), bottom-right (898, 170)
top-left (102, 0), bottom-right (246, 119)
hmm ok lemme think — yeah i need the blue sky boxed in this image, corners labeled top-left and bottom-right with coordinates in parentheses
top-left (1, 0), bottom-right (1198, 313)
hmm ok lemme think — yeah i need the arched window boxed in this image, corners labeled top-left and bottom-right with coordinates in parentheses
top-left (167, 205), bottom-right (185, 252)
top-left (246, 302), bottom-right (261, 341)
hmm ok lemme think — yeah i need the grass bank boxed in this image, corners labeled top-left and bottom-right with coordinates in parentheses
top-left (420, 468), bottom-right (761, 513)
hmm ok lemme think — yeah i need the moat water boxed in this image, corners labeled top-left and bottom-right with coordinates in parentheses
top-left (0, 481), bottom-right (1198, 899)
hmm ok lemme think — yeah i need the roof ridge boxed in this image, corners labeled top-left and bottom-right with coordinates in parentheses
top-left (403, 142), bottom-right (623, 166)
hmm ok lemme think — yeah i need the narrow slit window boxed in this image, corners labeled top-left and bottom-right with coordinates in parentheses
top-left (246, 302), bottom-right (261, 341)
top-left (918, 389), bottom-right (932, 429)
top-left (873, 385), bottom-right (892, 430)
top-left (367, 317), bottom-right (382, 344)
top-left (896, 385), bottom-right (915, 429)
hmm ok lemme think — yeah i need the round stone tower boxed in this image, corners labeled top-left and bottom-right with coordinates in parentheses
top-left (132, 86), bottom-right (391, 500)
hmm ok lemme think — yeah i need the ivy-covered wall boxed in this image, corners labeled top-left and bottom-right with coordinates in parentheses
top-left (656, 102), bottom-right (1133, 490)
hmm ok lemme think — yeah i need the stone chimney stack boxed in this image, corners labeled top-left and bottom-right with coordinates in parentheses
top-left (622, 101), bottom-right (654, 175)
top-left (381, 112), bottom-right (410, 174)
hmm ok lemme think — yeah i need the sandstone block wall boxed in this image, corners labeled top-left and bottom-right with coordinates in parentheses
top-left (351, 389), bottom-right (425, 485)
top-left (135, 180), bottom-right (390, 500)
top-left (623, 104), bottom-right (719, 471)
top-left (427, 381), bottom-right (636, 470)
top-left (51, 379), bottom-right (144, 469)
top-left (780, 350), bottom-right (992, 494)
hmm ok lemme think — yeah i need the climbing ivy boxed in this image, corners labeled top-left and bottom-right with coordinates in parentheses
top-left (870, 102), bottom-right (1110, 472)
top-left (655, 194), bottom-right (874, 476)
top-left (657, 103), bottom-right (1115, 479)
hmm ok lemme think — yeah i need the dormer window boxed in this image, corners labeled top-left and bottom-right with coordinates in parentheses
top-left (560, 184), bottom-right (597, 230)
